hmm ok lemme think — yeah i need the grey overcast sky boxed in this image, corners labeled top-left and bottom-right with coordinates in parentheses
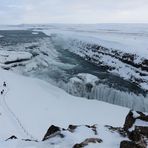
top-left (0, 0), bottom-right (148, 24)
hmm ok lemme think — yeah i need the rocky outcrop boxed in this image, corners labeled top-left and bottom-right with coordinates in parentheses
top-left (119, 110), bottom-right (148, 148)
top-left (123, 110), bottom-right (136, 131)
top-left (5, 135), bottom-right (17, 141)
top-left (135, 126), bottom-right (148, 137)
top-left (42, 124), bottom-right (102, 147)
top-left (120, 140), bottom-right (145, 148)
top-left (73, 138), bottom-right (102, 148)
top-left (42, 125), bottom-right (64, 141)
top-left (105, 125), bottom-right (127, 137)
top-left (105, 110), bottom-right (148, 148)
top-left (123, 110), bottom-right (148, 132)
top-left (4, 111), bottom-right (148, 148)
top-left (0, 50), bottom-right (33, 70)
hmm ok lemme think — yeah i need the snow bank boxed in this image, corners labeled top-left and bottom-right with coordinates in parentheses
top-left (0, 68), bottom-right (129, 141)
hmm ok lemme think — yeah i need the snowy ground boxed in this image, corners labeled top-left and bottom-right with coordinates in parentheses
top-left (0, 68), bottom-right (129, 147)
top-left (0, 24), bottom-right (148, 147)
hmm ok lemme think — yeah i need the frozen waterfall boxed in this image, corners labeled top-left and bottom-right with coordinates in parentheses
top-left (64, 73), bottom-right (148, 112)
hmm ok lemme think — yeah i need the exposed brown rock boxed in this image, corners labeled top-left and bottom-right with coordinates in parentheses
top-left (73, 138), bottom-right (102, 148)
top-left (123, 110), bottom-right (148, 132)
top-left (135, 126), bottom-right (148, 137)
top-left (128, 130), bottom-right (142, 142)
top-left (42, 125), bottom-right (63, 141)
top-left (22, 139), bottom-right (38, 142)
top-left (137, 112), bottom-right (148, 122)
top-left (6, 135), bottom-right (17, 141)
top-left (123, 111), bottom-right (136, 131)
top-left (68, 125), bottom-right (78, 133)
top-left (85, 124), bottom-right (98, 135)
top-left (120, 140), bottom-right (140, 148)
top-left (105, 125), bottom-right (127, 137)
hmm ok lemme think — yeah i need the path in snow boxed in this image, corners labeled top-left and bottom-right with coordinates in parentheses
top-left (0, 82), bottom-right (37, 141)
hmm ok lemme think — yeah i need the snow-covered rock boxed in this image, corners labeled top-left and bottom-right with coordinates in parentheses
top-left (118, 110), bottom-right (148, 148)
top-left (123, 110), bottom-right (148, 133)
top-left (0, 68), bottom-right (130, 147)
top-left (0, 50), bottom-right (32, 65)
top-left (67, 73), bottom-right (99, 98)
top-left (42, 124), bottom-right (103, 147)
top-left (25, 62), bottom-right (38, 72)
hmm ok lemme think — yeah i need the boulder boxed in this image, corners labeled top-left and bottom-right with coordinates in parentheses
top-left (128, 130), bottom-right (142, 142)
top-left (73, 138), bottom-right (102, 148)
top-left (135, 126), bottom-right (148, 137)
top-left (42, 124), bottom-right (102, 147)
top-left (122, 110), bottom-right (148, 148)
top-left (6, 135), bottom-right (17, 141)
top-left (68, 124), bottom-right (78, 133)
top-left (85, 125), bottom-right (98, 135)
top-left (123, 110), bottom-right (148, 132)
top-left (120, 141), bottom-right (140, 148)
top-left (42, 125), bottom-right (63, 141)
top-left (105, 125), bottom-right (127, 137)
top-left (123, 110), bottom-right (136, 131)
top-left (136, 112), bottom-right (148, 122)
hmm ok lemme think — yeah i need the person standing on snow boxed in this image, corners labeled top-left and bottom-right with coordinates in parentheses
top-left (3, 82), bottom-right (6, 87)
top-left (1, 89), bottom-right (4, 95)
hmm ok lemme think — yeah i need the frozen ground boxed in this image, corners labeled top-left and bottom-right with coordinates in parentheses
top-left (0, 68), bottom-right (129, 147)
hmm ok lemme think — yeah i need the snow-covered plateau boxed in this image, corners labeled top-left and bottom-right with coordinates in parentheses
top-left (1, 67), bottom-right (148, 148)
top-left (0, 68), bottom-right (130, 148)
top-left (0, 24), bottom-right (148, 147)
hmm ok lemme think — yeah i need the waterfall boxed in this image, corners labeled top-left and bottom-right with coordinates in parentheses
top-left (61, 73), bottom-right (148, 112)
